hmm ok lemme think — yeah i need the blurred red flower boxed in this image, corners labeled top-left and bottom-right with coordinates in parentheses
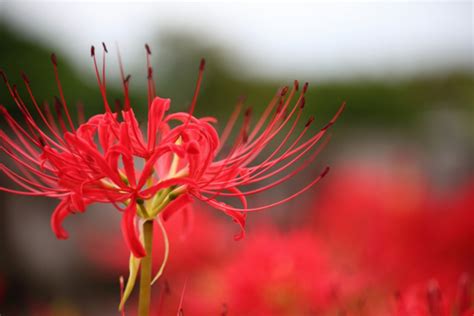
top-left (79, 205), bottom-right (229, 276)
top-left (164, 227), bottom-right (364, 316)
top-left (311, 158), bottom-right (474, 302)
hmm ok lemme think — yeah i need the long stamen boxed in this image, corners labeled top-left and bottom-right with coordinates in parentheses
top-left (116, 44), bottom-right (132, 110)
top-left (145, 43), bottom-right (156, 107)
top-left (188, 58), bottom-right (205, 117)
top-left (50, 54), bottom-right (75, 131)
top-left (21, 72), bottom-right (66, 145)
top-left (91, 45), bottom-right (111, 112)
top-left (202, 166), bottom-right (330, 212)
top-left (217, 96), bottom-right (245, 153)
top-left (54, 97), bottom-right (69, 134)
top-left (76, 101), bottom-right (85, 124)
top-left (102, 42), bottom-right (108, 88)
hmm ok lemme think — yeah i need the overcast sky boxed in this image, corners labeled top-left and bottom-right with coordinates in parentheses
top-left (1, 1), bottom-right (473, 80)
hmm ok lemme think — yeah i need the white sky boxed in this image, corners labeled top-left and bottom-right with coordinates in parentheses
top-left (1, 1), bottom-right (473, 80)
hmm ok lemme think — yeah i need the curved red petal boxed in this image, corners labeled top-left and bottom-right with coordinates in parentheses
top-left (161, 193), bottom-right (192, 221)
top-left (121, 200), bottom-right (146, 258)
top-left (50, 198), bottom-right (71, 239)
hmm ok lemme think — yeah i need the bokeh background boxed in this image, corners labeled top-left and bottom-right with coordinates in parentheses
top-left (0, 1), bottom-right (473, 315)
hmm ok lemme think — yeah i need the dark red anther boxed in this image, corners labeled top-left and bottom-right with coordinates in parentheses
top-left (124, 74), bottom-right (131, 83)
top-left (294, 80), bottom-right (299, 91)
top-left (38, 136), bottom-right (46, 147)
top-left (90, 45), bottom-right (95, 57)
top-left (299, 96), bottom-right (306, 109)
top-left (102, 42), bottom-right (108, 53)
top-left (303, 82), bottom-right (309, 93)
top-left (51, 53), bottom-right (58, 66)
top-left (11, 84), bottom-right (18, 95)
top-left (244, 107), bottom-right (252, 117)
top-left (0, 69), bottom-right (7, 83)
top-left (199, 58), bottom-right (206, 71)
top-left (321, 121), bottom-right (333, 131)
top-left (21, 72), bottom-right (30, 84)
top-left (280, 86), bottom-right (289, 96)
top-left (305, 116), bottom-right (314, 127)
top-left (145, 43), bottom-right (152, 55)
top-left (321, 166), bottom-right (330, 177)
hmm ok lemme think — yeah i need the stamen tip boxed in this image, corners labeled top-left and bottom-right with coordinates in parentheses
top-left (303, 82), bottom-right (309, 93)
top-left (145, 43), bottom-right (152, 55)
top-left (102, 42), bottom-right (108, 53)
top-left (0, 69), bottom-right (7, 83)
top-left (294, 80), bottom-right (299, 91)
top-left (50, 53), bottom-right (58, 66)
top-left (199, 58), bottom-right (206, 70)
top-left (21, 71), bottom-right (30, 84)
top-left (305, 116), bottom-right (314, 127)
top-left (321, 166), bottom-right (330, 177)
top-left (244, 107), bottom-right (252, 117)
top-left (38, 136), bottom-right (46, 147)
top-left (90, 45), bottom-right (95, 57)
top-left (280, 86), bottom-right (289, 96)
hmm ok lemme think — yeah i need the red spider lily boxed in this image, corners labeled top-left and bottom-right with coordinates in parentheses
top-left (0, 44), bottom-right (343, 262)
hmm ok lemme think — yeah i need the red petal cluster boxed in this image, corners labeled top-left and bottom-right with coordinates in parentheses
top-left (0, 45), bottom-right (343, 257)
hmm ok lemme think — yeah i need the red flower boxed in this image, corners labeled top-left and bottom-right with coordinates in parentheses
top-left (166, 227), bottom-right (364, 316)
top-left (1, 44), bottom-right (343, 260)
top-left (312, 160), bottom-right (474, 287)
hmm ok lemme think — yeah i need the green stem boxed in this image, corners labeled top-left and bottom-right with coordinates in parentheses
top-left (138, 220), bottom-right (153, 316)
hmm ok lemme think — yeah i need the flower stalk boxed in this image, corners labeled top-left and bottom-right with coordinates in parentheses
top-left (138, 219), bottom-right (154, 316)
